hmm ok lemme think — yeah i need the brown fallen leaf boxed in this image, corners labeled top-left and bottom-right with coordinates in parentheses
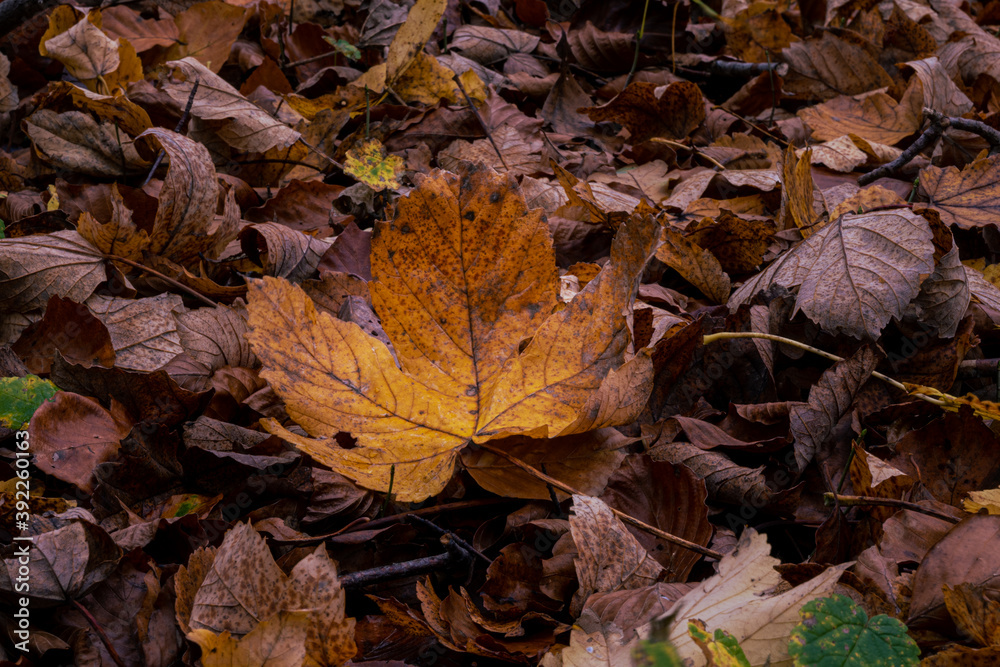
top-left (163, 1), bottom-right (247, 73)
top-left (909, 514), bottom-right (1000, 631)
top-left (798, 86), bottom-right (923, 145)
top-left (920, 153), bottom-right (1000, 230)
top-left (581, 81), bottom-right (706, 144)
top-left (788, 346), bottom-right (878, 472)
top-left (569, 495), bottom-right (665, 617)
top-left (23, 109), bottom-right (147, 177)
top-left (28, 391), bottom-right (130, 493)
top-left (730, 209), bottom-right (936, 339)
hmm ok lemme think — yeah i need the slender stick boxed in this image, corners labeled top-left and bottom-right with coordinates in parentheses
top-left (106, 255), bottom-right (218, 308)
top-left (452, 73), bottom-right (509, 172)
top-left (701, 331), bottom-right (948, 405)
top-left (823, 493), bottom-right (959, 524)
top-left (143, 80), bottom-right (200, 188)
top-left (72, 599), bottom-right (127, 667)
top-left (625, 0), bottom-right (651, 88)
top-left (476, 442), bottom-right (723, 560)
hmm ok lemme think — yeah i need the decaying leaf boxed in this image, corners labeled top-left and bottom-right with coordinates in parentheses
top-left (344, 139), bottom-right (404, 191)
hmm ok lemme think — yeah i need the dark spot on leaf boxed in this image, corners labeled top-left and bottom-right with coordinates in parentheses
top-left (464, 211), bottom-right (475, 221)
top-left (401, 225), bottom-right (411, 233)
top-left (489, 191), bottom-right (501, 203)
top-left (465, 386), bottom-right (476, 396)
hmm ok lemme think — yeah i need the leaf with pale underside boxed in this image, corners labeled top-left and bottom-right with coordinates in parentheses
top-left (163, 58), bottom-right (300, 153)
top-left (44, 16), bottom-right (120, 82)
top-left (246, 167), bottom-right (657, 501)
top-left (729, 209), bottom-right (935, 339)
top-left (0, 230), bottom-right (105, 312)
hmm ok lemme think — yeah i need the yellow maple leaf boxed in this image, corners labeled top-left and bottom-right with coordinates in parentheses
top-left (343, 139), bottom-right (404, 191)
top-left (246, 166), bottom-right (659, 501)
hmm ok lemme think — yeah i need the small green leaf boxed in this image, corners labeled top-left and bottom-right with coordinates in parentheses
top-left (688, 620), bottom-right (751, 667)
top-left (344, 138), bottom-right (404, 191)
top-left (0, 376), bottom-right (59, 429)
top-left (789, 594), bottom-right (919, 667)
top-left (322, 35), bottom-right (361, 60)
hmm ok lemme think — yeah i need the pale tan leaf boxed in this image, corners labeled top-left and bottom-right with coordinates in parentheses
top-left (661, 529), bottom-right (850, 667)
top-left (85, 294), bottom-right (185, 371)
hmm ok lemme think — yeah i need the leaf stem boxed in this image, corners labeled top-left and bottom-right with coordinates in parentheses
top-left (475, 441), bottom-right (723, 560)
top-left (106, 255), bottom-right (218, 308)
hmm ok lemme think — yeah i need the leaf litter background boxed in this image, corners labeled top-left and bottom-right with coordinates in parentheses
top-left (5, 0), bottom-right (1000, 663)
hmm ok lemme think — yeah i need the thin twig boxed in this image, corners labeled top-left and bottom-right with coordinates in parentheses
top-left (286, 49), bottom-right (342, 69)
top-left (710, 106), bottom-right (788, 146)
top-left (823, 493), bottom-right (959, 523)
top-left (106, 255), bottom-right (218, 308)
top-left (625, 0), bottom-right (650, 88)
top-left (857, 114), bottom-right (944, 186)
top-left (143, 80), bottom-right (199, 188)
top-left (926, 108), bottom-right (1000, 152)
top-left (452, 73), bottom-right (509, 172)
top-left (407, 514), bottom-right (492, 565)
top-left (72, 599), bottom-right (127, 667)
top-left (340, 538), bottom-right (469, 588)
top-left (476, 442), bottom-right (723, 560)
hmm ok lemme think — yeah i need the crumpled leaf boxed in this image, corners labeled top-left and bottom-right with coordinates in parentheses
top-left (140, 127), bottom-right (239, 266)
top-left (729, 209), bottom-right (935, 339)
top-left (344, 139), bottom-right (404, 191)
top-left (352, 0), bottom-right (447, 94)
top-left (23, 109), bottom-right (147, 177)
top-left (789, 347), bottom-right (878, 472)
top-left (86, 294), bottom-right (185, 371)
top-left (43, 14), bottom-right (120, 82)
top-left (656, 227), bottom-right (731, 304)
top-left (162, 58), bottom-right (300, 153)
top-left (246, 167), bottom-right (657, 501)
top-left (450, 25), bottom-right (539, 64)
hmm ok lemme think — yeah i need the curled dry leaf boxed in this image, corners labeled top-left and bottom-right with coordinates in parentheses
top-left (729, 209), bottom-right (936, 339)
top-left (246, 167), bottom-right (657, 501)
top-left (140, 127), bottom-right (239, 267)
